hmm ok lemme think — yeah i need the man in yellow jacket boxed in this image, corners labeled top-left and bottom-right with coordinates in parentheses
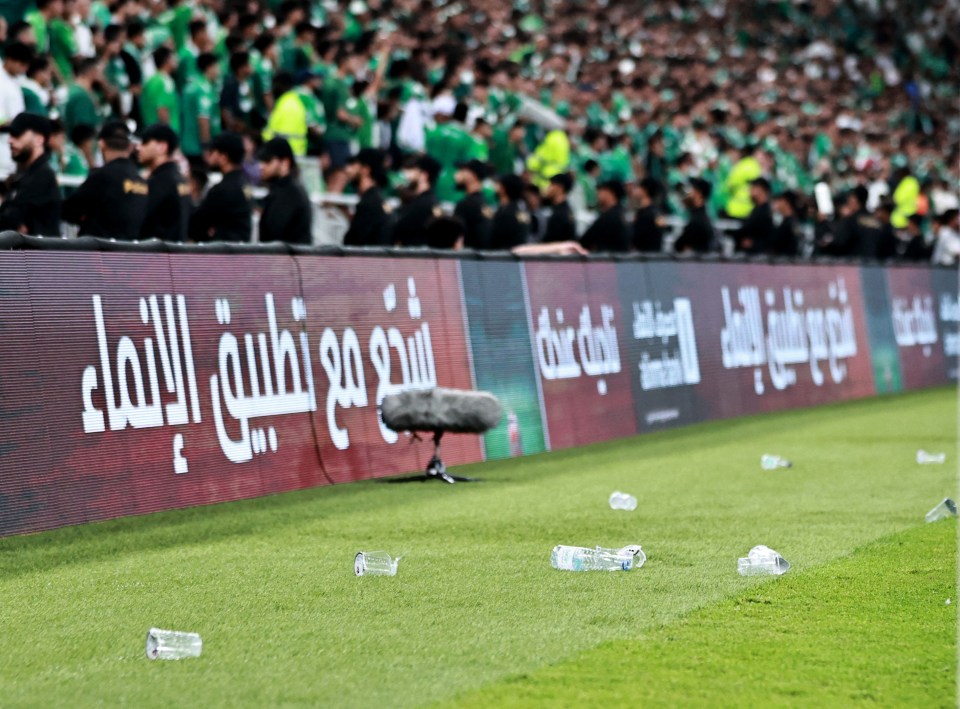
top-left (725, 145), bottom-right (765, 219)
top-left (891, 168), bottom-right (920, 228)
top-left (526, 128), bottom-right (570, 191)
top-left (263, 72), bottom-right (309, 156)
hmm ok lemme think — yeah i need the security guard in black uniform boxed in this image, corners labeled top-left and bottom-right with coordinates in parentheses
top-left (580, 179), bottom-right (629, 252)
top-left (62, 121), bottom-right (148, 239)
top-left (543, 172), bottom-right (577, 243)
top-left (489, 173), bottom-right (530, 250)
top-left (189, 132), bottom-right (253, 242)
top-left (257, 137), bottom-right (312, 244)
top-left (0, 113), bottom-right (61, 236)
top-left (453, 159), bottom-right (492, 250)
top-left (343, 148), bottom-right (390, 247)
top-left (819, 186), bottom-right (885, 259)
top-left (673, 178), bottom-right (715, 253)
top-left (393, 154), bottom-right (441, 247)
top-left (138, 124), bottom-right (192, 241)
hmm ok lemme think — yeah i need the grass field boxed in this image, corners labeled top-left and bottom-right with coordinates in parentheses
top-left (1, 388), bottom-right (956, 707)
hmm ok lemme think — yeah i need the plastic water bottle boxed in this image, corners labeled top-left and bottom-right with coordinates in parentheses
top-left (737, 545), bottom-right (790, 576)
top-left (925, 498), bottom-right (957, 523)
top-left (609, 491), bottom-right (637, 510)
top-left (551, 545), bottom-right (646, 571)
top-left (761, 454), bottom-right (792, 470)
top-left (917, 449), bottom-right (946, 465)
top-left (145, 628), bottom-right (202, 660)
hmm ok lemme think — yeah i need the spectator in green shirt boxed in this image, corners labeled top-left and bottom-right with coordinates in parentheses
top-left (21, 56), bottom-right (53, 116)
top-left (25, 0), bottom-right (61, 54)
top-left (62, 57), bottom-right (103, 137)
top-left (180, 52), bottom-right (220, 159)
top-left (48, 118), bottom-right (90, 179)
top-left (140, 46), bottom-right (180, 133)
top-left (48, 0), bottom-right (76, 80)
top-left (176, 19), bottom-right (213, 90)
top-left (320, 49), bottom-right (361, 191)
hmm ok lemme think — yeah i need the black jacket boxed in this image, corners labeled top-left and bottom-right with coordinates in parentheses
top-left (771, 215), bottom-right (799, 256)
top-left (189, 169), bottom-right (252, 242)
top-left (632, 204), bottom-right (663, 252)
top-left (735, 201), bottom-right (774, 254)
top-left (823, 209), bottom-right (885, 258)
top-left (544, 200), bottom-right (577, 243)
top-left (63, 157), bottom-right (148, 240)
top-left (393, 190), bottom-right (438, 247)
top-left (140, 161), bottom-right (191, 242)
top-left (581, 203), bottom-right (629, 252)
top-left (489, 200), bottom-right (531, 250)
top-left (344, 187), bottom-right (389, 247)
top-left (674, 207), bottom-right (714, 253)
top-left (260, 175), bottom-right (312, 244)
top-left (0, 152), bottom-right (61, 236)
top-left (454, 191), bottom-right (492, 250)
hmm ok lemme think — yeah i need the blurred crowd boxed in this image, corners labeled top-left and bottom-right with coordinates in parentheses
top-left (0, 0), bottom-right (955, 261)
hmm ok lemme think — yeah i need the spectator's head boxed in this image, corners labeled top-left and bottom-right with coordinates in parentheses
top-left (69, 123), bottom-right (96, 153)
top-left (7, 112), bottom-right (50, 165)
top-left (197, 52), bottom-right (219, 81)
top-left (26, 55), bottom-right (51, 86)
top-left (230, 51), bottom-right (252, 79)
top-left (425, 216), bottom-right (465, 250)
top-left (685, 178), bottom-right (712, 209)
top-left (583, 159), bottom-right (600, 178)
top-left (454, 159), bottom-right (487, 193)
top-left (189, 19), bottom-right (211, 51)
top-left (3, 41), bottom-right (33, 76)
top-left (939, 208), bottom-right (960, 231)
top-left (73, 57), bottom-right (99, 85)
top-left (906, 213), bottom-right (924, 235)
top-left (257, 137), bottom-right (298, 182)
top-left (750, 177), bottom-right (771, 205)
top-left (297, 68), bottom-right (323, 92)
top-left (431, 95), bottom-right (456, 123)
top-left (773, 190), bottom-right (798, 218)
top-left (47, 117), bottom-right (64, 152)
top-left (206, 132), bottom-right (245, 171)
top-left (347, 148), bottom-right (387, 189)
top-left (253, 32), bottom-right (277, 61)
top-left (103, 23), bottom-right (124, 54)
top-left (153, 45), bottom-right (177, 74)
top-left (98, 120), bottom-right (133, 159)
top-left (635, 177), bottom-right (662, 207)
top-left (8, 22), bottom-right (36, 47)
top-left (546, 172), bottom-right (573, 204)
top-left (138, 123), bottom-right (179, 169)
top-left (238, 13), bottom-right (259, 39)
top-left (125, 20), bottom-right (146, 48)
top-left (495, 173), bottom-right (525, 204)
top-left (271, 71), bottom-right (295, 98)
top-left (277, 0), bottom-right (305, 26)
top-left (294, 21), bottom-right (316, 44)
top-left (35, 0), bottom-right (63, 19)
top-left (846, 185), bottom-right (869, 212)
top-left (402, 154), bottom-right (440, 194)
top-left (596, 179), bottom-right (626, 210)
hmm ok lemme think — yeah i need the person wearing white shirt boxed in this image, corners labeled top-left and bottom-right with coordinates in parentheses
top-left (931, 209), bottom-right (960, 266)
top-left (0, 42), bottom-right (32, 126)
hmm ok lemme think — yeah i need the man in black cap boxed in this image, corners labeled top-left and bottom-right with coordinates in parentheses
top-left (543, 172), bottom-right (577, 244)
top-left (393, 154), bottom-right (440, 247)
top-left (138, 123), bottom-right (192, 241)
top-left (489, 173), bottom-right (531, 250)
top-left (673, 178), bottom-right (715, 253)
top-left (0, 112), bottom-right (60, 235)
top-left (343, 148), bottom-right (390, 247)
top-left (257, 137), bottom-right (312, 244)
top-left (62, 121), bottom-right (148, 239)
top-left (453, 159), bottom-right (492, 250)
top-left (189, 132), bottom-right (252, 242)
top-left (581, 179), bottom-right (629, 252)
top-left (632, 177), bottom-right (664, 252)
top-left (734, 177), bottom-right (774, 254)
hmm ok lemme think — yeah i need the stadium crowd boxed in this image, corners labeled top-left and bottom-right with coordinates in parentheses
top-left (0, 0), bottom-right (955, 262)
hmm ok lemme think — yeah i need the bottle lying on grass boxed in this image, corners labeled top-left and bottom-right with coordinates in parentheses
top-left (761, 454), bottom-right (792, 470)
top-left (737, 545), bottom-right (790, 576)
top-left (916, 449), bottom-right (946, 465)
top-left (551, 545), bottom-right (646, 571)
top-left (146, 628), bottom-right (202, 660)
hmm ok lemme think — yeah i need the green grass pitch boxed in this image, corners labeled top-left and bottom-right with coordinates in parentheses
top-left (1, 387), bottom-right (956, 707)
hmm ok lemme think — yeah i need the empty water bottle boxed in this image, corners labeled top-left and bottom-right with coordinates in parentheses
top-left (145, 628), bottom-right (202, 660)
top-left (609, 491), bottom-right (637, 510)
top-left (917, 449), bottom-right (946, 465)
top-left (761, 454), bottom-right (792, 470)
top-left (551, 544), bottom-right (646, 571)
top-left (925, 498), bottom-right (957, 523)
top-left (737, 545), bottom-right (790, 576)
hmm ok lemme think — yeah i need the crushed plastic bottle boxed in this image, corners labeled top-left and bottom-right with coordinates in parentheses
top-left (761, 454), bottom-right (792, 470)
top-left (551, 545), bottom-right (646, 571)
top-left (608, 491), bottom-right (637, 511)
top-left (925, 498), bottom-right (957, 523)
top-left (737, 545), bottom-right (790, 576)
top-left (146, 628), bottom-right (202, 660)
top-left (917, 449), bottom-right (946, 465)
top-left (354, 551), bottom-right (401, 576)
